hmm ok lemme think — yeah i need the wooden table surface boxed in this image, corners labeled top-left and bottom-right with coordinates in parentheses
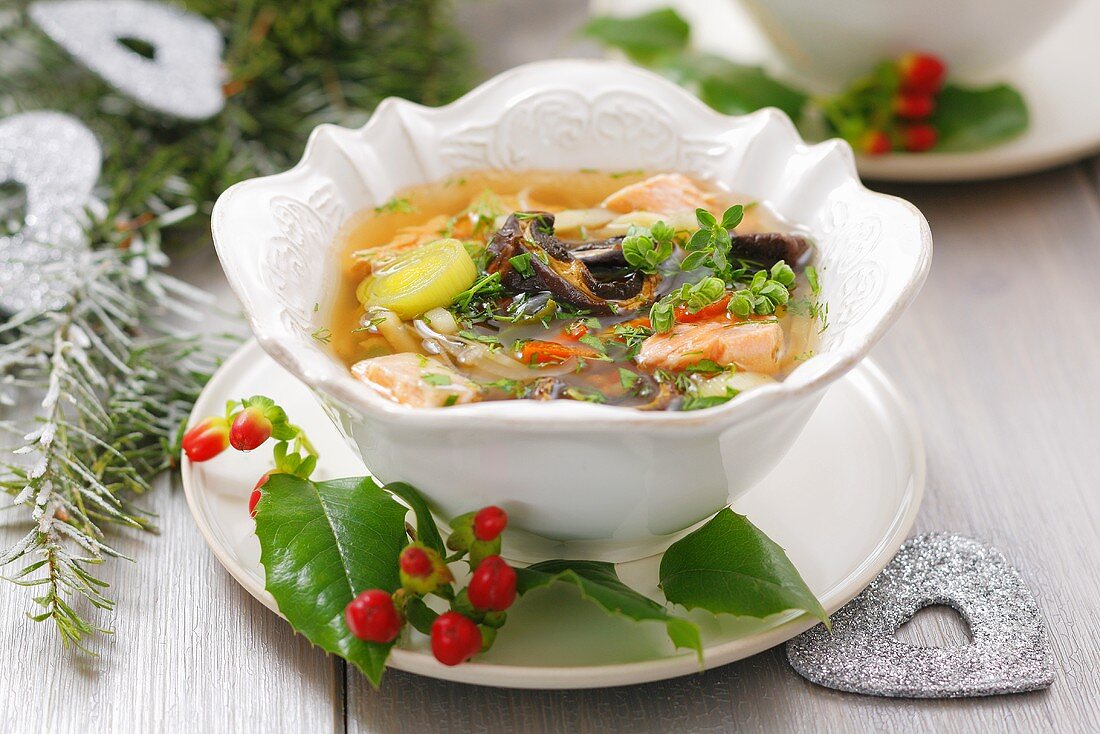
top-left (4, 5), bottom-right (1100, 733)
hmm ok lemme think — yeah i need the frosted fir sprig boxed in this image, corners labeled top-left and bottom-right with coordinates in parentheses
top-left (0, 211), bottom-right (226, 651)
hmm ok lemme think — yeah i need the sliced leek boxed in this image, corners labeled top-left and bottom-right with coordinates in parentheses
top-left (356, 238), bottom-right (476, 319)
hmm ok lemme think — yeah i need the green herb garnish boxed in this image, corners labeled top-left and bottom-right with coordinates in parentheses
top-left (681, 390), bottom-right (738, 411)
top-left (421, 373), bottom-right (451, 386)
top-left (683, 359), bottom-right (727, 375)
top-left (373, 197), bottom-right (416, 215)
top-left (508, 252), bottom-right (534, 278)
top-left (618, 368), bottom-right (639, 391)
top-left (563, 386), bottom-right (607, 404)
top-left (622, 220), bottom-right (676, 274)
top-left (650, 276), bottom-right (727, 333)
top-left (728, 261), bottom-right (794, 317)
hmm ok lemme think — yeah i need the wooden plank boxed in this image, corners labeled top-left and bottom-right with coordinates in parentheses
top-left (347, 166), bottom-right (1100, 732)
top-left (0, 481), bottom-right (339, 733)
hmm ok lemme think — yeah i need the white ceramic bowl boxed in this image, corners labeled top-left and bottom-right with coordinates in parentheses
top-left (211, 60), bottom-right (932, 561)
top-left (738, 0), bottom-right (1079, 84)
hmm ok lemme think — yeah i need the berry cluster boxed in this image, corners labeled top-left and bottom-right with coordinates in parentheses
top-left (346, 505), bottom-right (517, 666)
top-left (183, 398), bottom-right (518, 667)
top-left (181, 395), bottom-right (318, 512)
top-left (824, 52), bottom-right (947, 155)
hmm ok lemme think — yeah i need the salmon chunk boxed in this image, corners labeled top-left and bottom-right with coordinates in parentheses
top-left (351, 353), bottom-right (479, 407)
top-left (636, 318), bottom-right (784, 375)
top-left (600, 173), bottom-right (712, 215)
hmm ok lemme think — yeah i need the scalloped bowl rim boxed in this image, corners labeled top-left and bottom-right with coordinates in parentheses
top-left (211, 59), bottom-right (932, 430)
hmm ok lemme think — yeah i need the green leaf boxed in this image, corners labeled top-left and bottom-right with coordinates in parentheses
top-left (516, 560), bottom-right (702, 661)
top-left (403, 595), bottom-right (439, 636)
top-left (679, 250), bottom-right (710, 271)
top-left (650, 299), bottom-right (676, 333)
top-left (384, 481), bottom-right (446, 556)
top-left (254, 475), bottom-right (410, 686)
top-left (720, 204), bottom-right (744, 230)
top-left (932, 84), bottom-right (1028, 152)
top-left (680, 393), bottom-right (736, 411)
top-left (694, 57), bottom-right (809, 121)
top-left (660, 508), bottom-right (827, 625)
top-left (695, 208), bottom-right (717, 228)
top-left (582, 9), bottom-right (690, 64)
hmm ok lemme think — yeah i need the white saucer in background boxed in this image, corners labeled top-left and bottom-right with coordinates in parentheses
top-left (182, 341), bottom-right (924, 689)
top-left (595, 0), bottom-right (1100, 182)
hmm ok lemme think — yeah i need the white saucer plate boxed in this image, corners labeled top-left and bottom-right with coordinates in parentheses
top-left (182, 341), bottom-right (924, 689)
top-left (595, 0), bottom-right (1100, 182)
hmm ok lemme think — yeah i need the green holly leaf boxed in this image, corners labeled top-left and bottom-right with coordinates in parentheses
top-left (932, 83), bottom-right (1028, 152)
top-left (582, 9), bottom-right (690, 64)
top-left (384, 481), bottom-right (445, 555)
top-left (660, 508), bottom-right (827, 625)
top-left (695, 58), bottom-right (810, 122)
top-left (254, 474), bottom-right (409, 687)
top-left (516, 559), bottom-right (702, 661)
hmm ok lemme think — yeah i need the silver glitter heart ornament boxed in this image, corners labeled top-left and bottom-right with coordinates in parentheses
top-left (786, 533), bottom-right (1054, 698)
top-left (0, 111), bottom-right (101, 314)
top-left (30, 0), bottom-right (225, 120)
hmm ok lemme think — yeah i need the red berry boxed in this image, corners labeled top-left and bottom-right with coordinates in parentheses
top-left (249, 472), bottom-right (271, 517)
top-left (430, 611), bottom-right (482, 665)
top-left (467, 555), bottom-right (517, 612)
top-left (893, 92), bottom-right (935, 119)
top-left (230, 406), bottom-right (273, 451)
top-left (399, 543), bottom-right (453, 594)
top-left (858, 129), bottom-right (892, 156)
top-left (473, 506), bottom-right (508, 541)
top-left (182, 416), bottom-right (230, 462)
top-left (345, 589), bottom-right (404, 643)
top-left (897, 52), bottom-right (946, 94)
top-left (902, 124), bottom-right (938, 152)
top-left (400, 545), bottom-right (433, 578)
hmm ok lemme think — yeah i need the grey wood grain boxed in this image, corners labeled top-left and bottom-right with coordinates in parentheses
top-left (0, 483), bottom-right (339, 733)
top-left (0, 242), bottom-right (338, 734)
top-left (345, 166), bottom-right (1100, 733)
top-left (6, 3), bottom-right (1100, 728)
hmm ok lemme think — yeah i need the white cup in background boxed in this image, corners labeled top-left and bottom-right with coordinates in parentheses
top-left (738, 0), bottom-right (1081, 84)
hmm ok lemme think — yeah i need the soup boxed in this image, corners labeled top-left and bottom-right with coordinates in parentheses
top-left (330, 170), bottom-right (826, 411)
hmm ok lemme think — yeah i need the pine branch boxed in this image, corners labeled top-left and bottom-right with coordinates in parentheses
top-left (0, 215), bottom-right (224, 649)
top-left (0, 0), bottom-right (472, 649)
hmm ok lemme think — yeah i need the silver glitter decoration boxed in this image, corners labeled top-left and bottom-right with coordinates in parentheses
top-left (786, 533), bottom-right (1054, 698)
top-left (0, 111), bottom-right (101, 314)
top-left (30, 0), bottom-right (225, 120)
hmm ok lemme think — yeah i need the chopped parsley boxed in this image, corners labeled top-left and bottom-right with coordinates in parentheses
top-left (421, 373), bottom-right (452, 386)
top-left (806, 265), bottom-right (821, 296)
top-left (443, 394), bottom-right (459, 406)
top-left (618, 368), bottom-right (639, 391)
top-left (681, 390), bottom-right (739, 411)
top-left (478, 378), bottom-right (528, 398)
top-left (459, 329), bottom-right (503, 348)
top-left (563, 386), bottom-right (606, 404)
top-left (683, 359), bottom-right (728, 374)
top-left (451, 271), bottom-right (504, 316)
top-left (508, 252), bottom-right (534, 278)
top-left (374, 197), bottom-right (416, 215)
top-left (612, 323), bottom-right (654, 358)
